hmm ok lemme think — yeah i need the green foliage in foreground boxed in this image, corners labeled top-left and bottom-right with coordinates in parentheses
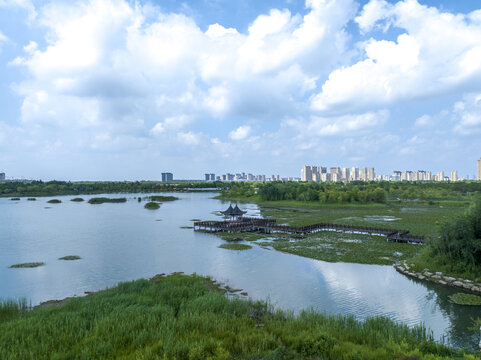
top-left (411, 197), bottom-right (481, 280)
top-left (88, 197), bottom-right (127, 204)
top-left (0, 299), bottom-right (29, 323)
top-left (149, 195), bottom-right (179, 202)
top-left (58, 256), bottom-right (81, 261)
top-left (218, 243), bottom-right (252, 251)
top-left (0, 274), bottom-right (475, 359)
top-left (9, 262), bottom-right (45, 268)
top-left (449, 293), bottom-right (481, 306)
top-left (47, 199), bottom-right (61, 204)
top-left (144, 202), bottom-right (160, 210)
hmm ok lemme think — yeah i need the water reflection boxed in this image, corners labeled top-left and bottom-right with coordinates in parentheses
top-left (0, 193), bottom-right (477, 349)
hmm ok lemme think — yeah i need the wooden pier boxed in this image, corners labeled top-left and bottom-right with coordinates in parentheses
top-left (194, 217), bottom-right (425, 244)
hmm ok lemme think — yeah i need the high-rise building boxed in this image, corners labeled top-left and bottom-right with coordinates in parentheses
top-left (350, 167), bottom-right (359, 181)
top-left (341, 167), bottom-right (350, 182)
top-left (301, 165), bottom-right (312, 181)
top-left (204, 173), bottom-right (210, 181)
top-left (368, 167), bottom-right (375, 181)
top-left (161, 172), bottom-right (173, 182)
top-left (0, 172), bottom-right (5, 181)
top-left (478, 158), bottom-right (481, 180)
top-left (360, 167), bottom-right (368, 181)
top-left (437, 171), bottom-right (445, 182)
top-left (450, 170), bottom-right (458, 182)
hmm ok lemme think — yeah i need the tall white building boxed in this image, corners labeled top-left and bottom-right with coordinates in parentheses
top-left (478, 158), bottom-right (481, 181)
top-left (368, 167), bottom-right (375, 181)
top-left (360, 167), bottom-right (368, 181)
top-left (450, 170), bottom-right (458, 182)
top-left (350, 167), bottom-right (359, 181)
top-left (341, 167), bottom-right (350, 182)
top-left (437, 171), bottom-right (445, 182)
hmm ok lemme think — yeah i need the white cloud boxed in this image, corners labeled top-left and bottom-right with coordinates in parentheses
top-left (312, 0), bottom-right (481, 114)
top-left (453, 94), bottom-right (481, 135)
top-left (10, 0), bottom-right (356, 155)
top-left (307, 110), bottom-right (389, 136)
top-left (229, 125), bottom-right (251, 140)
top-left (0, 0), bottom-right (37, 21)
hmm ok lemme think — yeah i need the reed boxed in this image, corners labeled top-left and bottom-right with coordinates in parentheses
top-left (0, 274), bottom-right (472, 359)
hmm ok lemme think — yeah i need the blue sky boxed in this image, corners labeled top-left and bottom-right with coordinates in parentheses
top-left (0, 0), bottom-right (481, 180)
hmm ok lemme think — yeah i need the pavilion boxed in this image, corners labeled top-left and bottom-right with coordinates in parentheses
top-left (221, 204), bottom-right (247, 219)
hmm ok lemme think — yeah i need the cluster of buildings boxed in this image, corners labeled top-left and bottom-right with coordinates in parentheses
top-left (301, 166), bottom-right (375, 182)
top-left (301, 165), bottom-right (470, 182)
top-left (204, 172), bottom-right (299, 182)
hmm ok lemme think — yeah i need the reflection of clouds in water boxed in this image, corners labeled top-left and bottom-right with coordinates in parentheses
top-left (310, 261), bottom-right (438, 326)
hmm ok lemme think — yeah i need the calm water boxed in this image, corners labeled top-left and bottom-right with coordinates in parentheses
top-left (0, 193), bottom-right (478, 349)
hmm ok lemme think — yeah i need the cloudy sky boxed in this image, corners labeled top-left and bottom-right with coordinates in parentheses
top-left (1, 0), bottom-right (481, 180)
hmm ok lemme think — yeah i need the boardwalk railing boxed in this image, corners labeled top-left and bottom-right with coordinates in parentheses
top-left (194, 217), bottom-right (425, 244)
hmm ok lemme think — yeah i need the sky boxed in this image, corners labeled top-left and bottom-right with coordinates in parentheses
top-left (1, 0), bottom-right (481, 180)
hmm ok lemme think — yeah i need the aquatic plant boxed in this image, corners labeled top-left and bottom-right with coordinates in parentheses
top-left (70, 198), bottom-right (84, 202)
top-left (88, 197), bottom-right (126, 204)
top-left (9, 262), bottom-right (45, 268)
top-left (149, 195), bottom-right (178, 202)
top-left (27, 198), bottom-right (36, 201)
top-left (449, 293), bottom-right (481, 306)
top-left (58, 256), bottom-right (81, 261)
top-left (144, 202), bottom-right (160, 210)
top-left (0, 274), bottom-right (470, 359)
top-left (10, 197), bottom-right (20, 200)
top-left (218, 243), bottom-right (252, 251)
top-left (47, 199), bottom-right (61, 204)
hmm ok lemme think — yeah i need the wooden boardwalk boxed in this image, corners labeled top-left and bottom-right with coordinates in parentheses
top-left (194, 217), bottom-right (425, 244)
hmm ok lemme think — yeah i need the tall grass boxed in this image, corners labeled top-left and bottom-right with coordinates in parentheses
top-left (0, 274), bottom-right (476, 359)
top-left (0, 299), bottom-right (29, 323)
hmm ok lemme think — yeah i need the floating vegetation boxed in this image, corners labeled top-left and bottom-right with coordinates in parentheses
top-left (27, 198), bottom-right (36, 201)
top-left (218, 243), bottom-right (252, 251)
top-left (88, 197), bottom-right (126, 204)
top-left (10, 197), bottom-right (20, 200)
top-left (155, 219), bottom-right (162, 221)
top-left (9, 262), bottom-right (45, 268)
top-left (149, 195), bottom-right (178, 202)
top-left (47, 199), bottom-right (61, 204)
top-left (58, 256), bottom-right (81, 261)
top-left (70, 198), bottom-right (84, 202)
top-left (190, 219), bottom-right (201, 221)
top-left (44, 207), bottom-right (51, 209)
top-left (180, 226), bottom-right (194, 229)
top-left (144, 202), bottom-right (160, 210)
top-left (449, 293), bottom-right (481, 306)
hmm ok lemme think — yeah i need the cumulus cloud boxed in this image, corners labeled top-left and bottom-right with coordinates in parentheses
top-left (453, 94), bottom-right (481, 134)
top-left (312, 0), bottom-right (481, 114)
top-left (229, 125), bottom-right (251, 140)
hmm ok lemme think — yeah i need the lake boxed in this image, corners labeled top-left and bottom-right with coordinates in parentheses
top-left (0, 192), bottom-right (478, 349)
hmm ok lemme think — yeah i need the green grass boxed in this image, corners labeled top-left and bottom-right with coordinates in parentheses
top-left (218, 243), bottom-right (253, 251)
top-left (88, 197), bottom-right (127, 204)
top-left (70, 198), bottom-right (84, 202)
top-left (47, 199), bottom-right (61, 204)
top-left (409, 246), bottom-right (481, 280)
top-left (58, 256), bottom-right (81, 261)
top-left (144, 201), bottom-right (160, 210)
top-left (9, 262), bottom-right (45, 268)
top-left (0, 299), bottom-right (29, 323)
top-left (0, 273), bottom-right (473, 359)
top-left (257, 202), bottom-right (466, 238)
top-left (449, 293), bottom-right (481, 306)
top-left (149, 195), bottom-right (179, 202)
top-left (254, 231), bottom-right (422, 265)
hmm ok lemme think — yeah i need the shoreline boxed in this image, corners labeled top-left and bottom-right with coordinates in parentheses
top-left (394, 261), bottom-right (481, 295)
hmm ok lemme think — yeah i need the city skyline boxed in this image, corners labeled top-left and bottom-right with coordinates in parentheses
top-left (1, 0), bottom-right (481, 180)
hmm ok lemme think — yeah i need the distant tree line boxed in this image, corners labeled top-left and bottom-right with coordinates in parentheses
top-left (0, 180), bottom-right (229, 197)
top-left (221, 181), bottom-right (481, 204)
